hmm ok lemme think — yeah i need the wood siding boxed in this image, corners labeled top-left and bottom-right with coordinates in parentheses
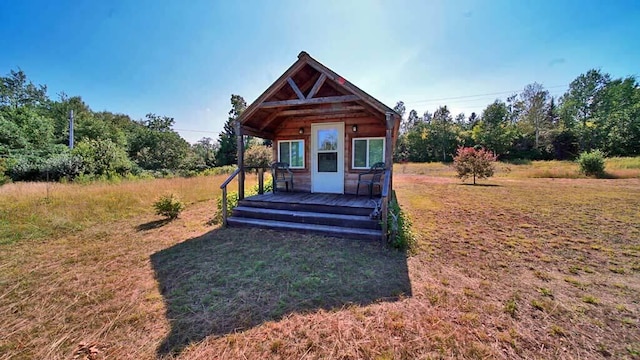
top-left (272, 115), bottom-right (386, 194)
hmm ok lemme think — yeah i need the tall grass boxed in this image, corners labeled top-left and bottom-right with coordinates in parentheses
top-left (0, 175), bottom-right (228, 245)
top-left (393, 157), bottom-right (640, 179)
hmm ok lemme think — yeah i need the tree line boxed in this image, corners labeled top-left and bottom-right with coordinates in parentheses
top-left (0, 69), bottom-right (254, 182)
top-left (393, 69), bottom-right (640, 162)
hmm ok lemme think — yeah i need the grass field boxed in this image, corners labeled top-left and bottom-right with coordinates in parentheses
top-left (1, 160), bottom-right (639, 359)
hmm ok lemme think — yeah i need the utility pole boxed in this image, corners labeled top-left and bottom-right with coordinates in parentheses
top-left (69, 109), bottom-right (74, 149)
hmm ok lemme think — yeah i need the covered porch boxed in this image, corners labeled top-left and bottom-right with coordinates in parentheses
top-left (220, 52), bottom-right (400, 241)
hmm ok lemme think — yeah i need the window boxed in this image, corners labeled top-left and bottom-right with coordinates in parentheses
top-left (278, 140), bottom-right (304, 168)
top-left (352, 137), bottom-right (385, 169)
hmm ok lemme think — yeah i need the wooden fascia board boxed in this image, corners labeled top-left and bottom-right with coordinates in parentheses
top-left (300, 53), bottom-right (400, 118)
top-left (239, 59), bottom-right (308, 125)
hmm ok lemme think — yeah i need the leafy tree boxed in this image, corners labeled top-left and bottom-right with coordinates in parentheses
top-left (429, 106), bottom-right (458, 162)
top-left (594, 76), bottom-right (640, 156)
top-left (0, 69), bottom-right (48, 109)
top-left (216, 94), bottom-right (246, 166)
top-left (453, 146), bottom-right (497, 185)
top-left (72, 138), bottom-right (132, 175)
top-left (472, 100), bottom-right (515, 157)
top-left (559, 69), bottom-right (611, 150)
top-left (192, 137), bottom-right (218, 168)
top-left (129, 113), bottom-right (191, 170)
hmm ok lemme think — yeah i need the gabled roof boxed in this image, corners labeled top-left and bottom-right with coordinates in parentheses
top-left (238, 51), bottom-right (400, 139)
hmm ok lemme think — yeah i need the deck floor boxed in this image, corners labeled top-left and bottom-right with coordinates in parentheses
top-left (243, 192), bottom-right (379, 209)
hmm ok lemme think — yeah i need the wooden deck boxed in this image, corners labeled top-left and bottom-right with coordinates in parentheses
top-left (243, 192), bottom-right (380, 209)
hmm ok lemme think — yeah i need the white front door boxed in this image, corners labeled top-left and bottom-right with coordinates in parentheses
top-left (311, 122), bottom-right (344, 193)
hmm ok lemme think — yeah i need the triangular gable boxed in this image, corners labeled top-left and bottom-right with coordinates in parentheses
top-left (238, 52), bottom-right (400, 139)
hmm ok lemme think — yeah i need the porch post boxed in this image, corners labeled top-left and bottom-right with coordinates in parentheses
top-left (385, 112), bottom-right (394, 192)
top-left (236, 121), bottom-right (245, 200)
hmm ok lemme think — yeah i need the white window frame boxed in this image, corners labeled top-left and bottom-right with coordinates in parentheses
top-left (352, 137), bottom-right (385, 169)
top-left (277, 139), bottom-right (305, 169)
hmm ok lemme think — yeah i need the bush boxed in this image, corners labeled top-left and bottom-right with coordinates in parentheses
top-left (153, 193), bottom-right (185, 219)
top-left (212, 178), bottom-right (272, 224)
top-left (453, 146), bottom-right (497, 184)
top-left (577, 150), bottom-right (605, 177)
top-left (387, 192), bottom-right (416, 251)
top-left (42, 153), bottom-right (84, 181)
top-left (0, 158), bottom-right (10, 185)
top-left (244, 145), bottom-right (272, 169)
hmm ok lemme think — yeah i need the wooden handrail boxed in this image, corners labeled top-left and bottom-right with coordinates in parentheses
top-left (220, 168), bottom-right (242, 227)
top-left (220, 168), bottom-right (242, 190)
top-left (219, 166), bottom-right (270, 227)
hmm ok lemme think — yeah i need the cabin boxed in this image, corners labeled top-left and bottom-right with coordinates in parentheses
top-left (220, 51), bottom-right (401, 241)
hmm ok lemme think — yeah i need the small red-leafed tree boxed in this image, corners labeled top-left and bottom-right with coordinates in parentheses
top-left (453, 146), bottom-right (497, 185)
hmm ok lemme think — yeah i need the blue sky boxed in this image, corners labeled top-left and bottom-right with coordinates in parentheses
top-left (1, 0), bottom-right (639, 143)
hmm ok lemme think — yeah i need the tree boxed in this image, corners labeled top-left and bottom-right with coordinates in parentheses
top-left (0, 69), bottom-right (48, 109)
top-left (216, 94), bottom-right (246, 166)
top-left (129, 113), bottom-right (190, 170)
top-left (192, 137), bottom-right (218, 168)
top-left (559, 69), bottom-right (611, 150)
top-left (472, 100), bottom-right (515, 157)
top-left (430, 106), bottom-right (458, 162)
top-left (453, 146), bottom-right (497, 185)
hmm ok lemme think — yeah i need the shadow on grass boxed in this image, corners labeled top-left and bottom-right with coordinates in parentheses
top-left (151, 227), bottom-right (411, 356)
top-left (136, 218), bottom-right (172, 231)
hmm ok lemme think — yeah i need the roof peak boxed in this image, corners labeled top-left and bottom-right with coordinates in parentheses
top-left (297, 51), bottom-right (310, 59)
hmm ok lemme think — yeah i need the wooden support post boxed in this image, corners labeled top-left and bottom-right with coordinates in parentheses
top-left (236, 121), bottom-right (245, 200)
top-left (385, 112), bottom-right (394, 193)
top-left (258, 167), bottom-right (264, 194)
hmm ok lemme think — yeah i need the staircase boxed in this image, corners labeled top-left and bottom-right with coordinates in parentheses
top-left (226, 193), bottom-right (382, 241)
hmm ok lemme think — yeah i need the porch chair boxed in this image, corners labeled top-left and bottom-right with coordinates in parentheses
top-left (271, 162), bottom-right (294, 193)
top-left (356, 162), bottom-right (386, 198)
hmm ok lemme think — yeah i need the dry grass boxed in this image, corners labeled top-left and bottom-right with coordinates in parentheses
top-left (1, 162), bottom-right (639, 359)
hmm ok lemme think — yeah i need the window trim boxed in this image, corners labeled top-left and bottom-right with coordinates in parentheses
top-left (277, 139), bottom-right (305, 169)
top-left (352, 137), bottom-right (385, 169)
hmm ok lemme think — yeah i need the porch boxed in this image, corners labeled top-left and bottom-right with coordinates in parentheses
top-left (226, 192), bottom-right (384, 241)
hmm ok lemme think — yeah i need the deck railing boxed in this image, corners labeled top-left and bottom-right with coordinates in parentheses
top-left (379, 169), bottom-right (391, 242)
top-left (219, 166), bottom-right (268, 226)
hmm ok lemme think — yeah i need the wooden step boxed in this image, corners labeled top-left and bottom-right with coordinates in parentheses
top-left (238, 199), bottom-right (375, 216)
top-left (232, 206), bottom-right (380, 230)
top-left (226, 217), bottom-right (382, 241)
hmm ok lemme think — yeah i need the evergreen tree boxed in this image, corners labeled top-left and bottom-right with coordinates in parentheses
top-left (216, 94), bottom-right (246, 166)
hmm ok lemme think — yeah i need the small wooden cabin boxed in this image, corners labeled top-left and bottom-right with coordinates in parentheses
top-left (222, 52), bottom-right (401, 241)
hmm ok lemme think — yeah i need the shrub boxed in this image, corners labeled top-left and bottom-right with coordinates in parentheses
top-left (453, 146), bottom-right (497, 184)
top-left (577, 150), bottom-right (605, 177)
top-left (212, 178), bottom-right (272, 224)
top-left (153, 193), bottom-right (185, 219)
top-left (0, 158), bottom-right (10, 185)
top-left (244, 145), bottom-right (273, 169)
top-left (72, 138), bottom-right (132, 176)
top-left (387, 192), bottom-right (416, 251)
top-left (42, 153), bottom-right (84, 181)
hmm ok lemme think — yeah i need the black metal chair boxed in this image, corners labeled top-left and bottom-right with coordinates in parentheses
top-left (356, 162), bottom-right (386, 198)
top-left (271, 162), bottom-right (294, 193)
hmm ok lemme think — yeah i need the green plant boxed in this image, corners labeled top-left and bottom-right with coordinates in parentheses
top-left (213, 179), bottom-right (272, 224)
top-left (577, 150), bottom-right (605, 177)
top-left (153, 193), bottom-right (185, 219)
top-left (387, 192), bottom-right (416, 251)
